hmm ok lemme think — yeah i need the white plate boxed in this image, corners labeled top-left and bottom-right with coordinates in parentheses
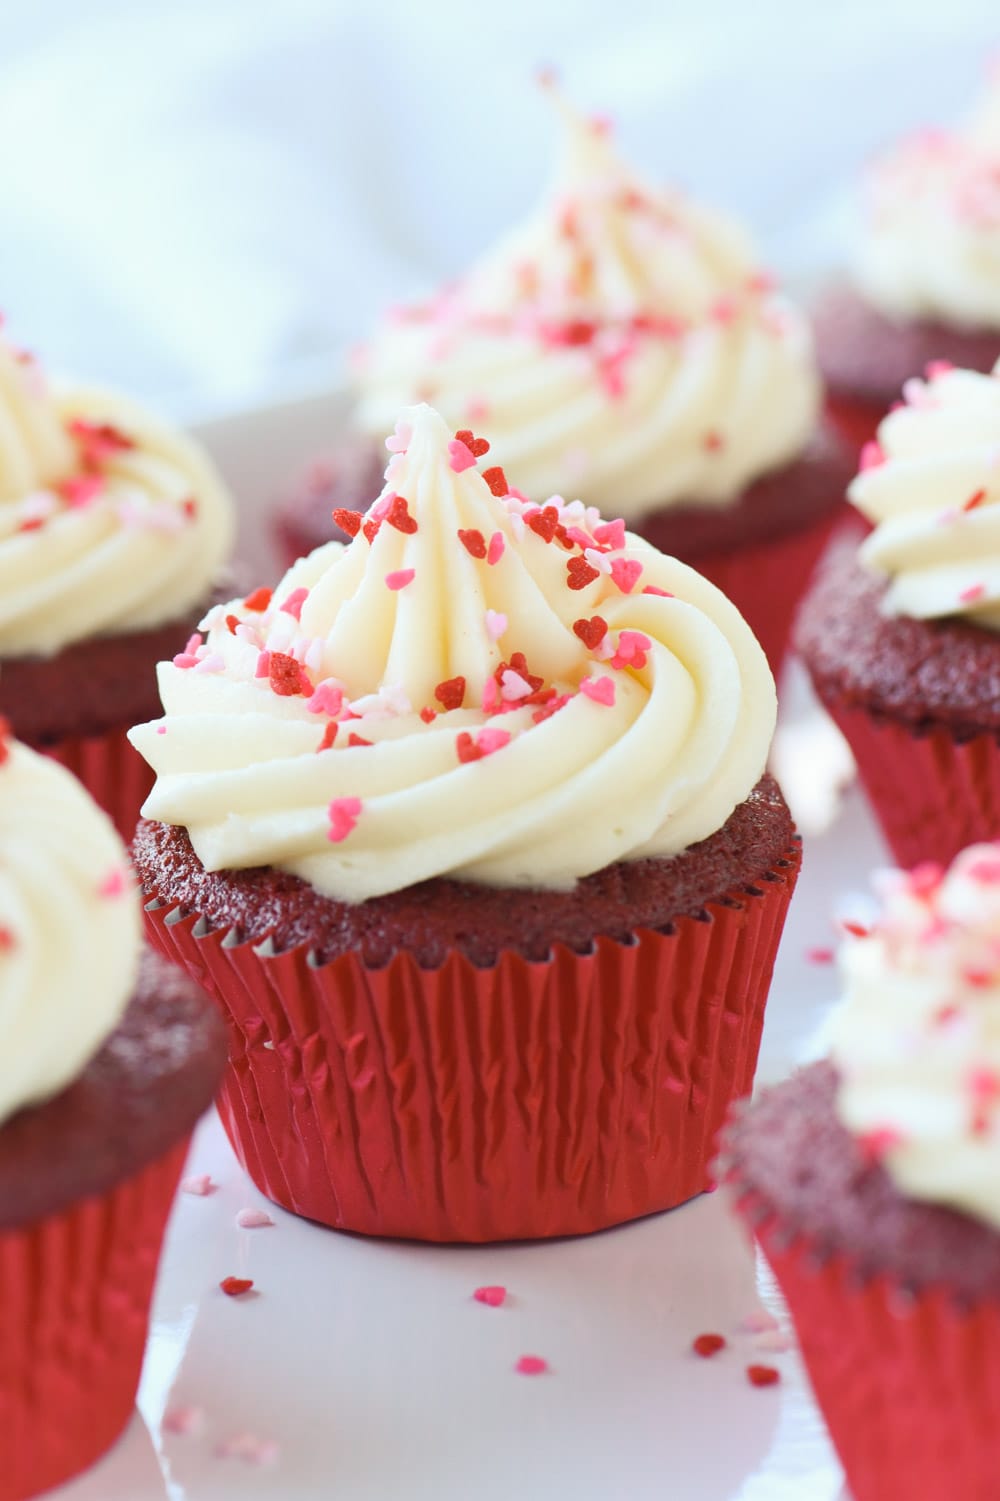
top-left (55, 392), bottom-right (888, 1501)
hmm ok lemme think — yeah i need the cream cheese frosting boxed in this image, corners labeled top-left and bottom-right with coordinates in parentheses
top-left (355, 92), bottom-right (819, 520)
top-left (0, 328), bottom-right (235, 658)
top-left (849, 358), bottom-right (1000, 628)
top-left (830, 844), bottom-right (1000, 1231)
top-left (130, 403), bottom-right (776, 902)
top-left (855, 71), bottom-right (1000, 329)
top-left (0, 736), bottom-right (140, 1128)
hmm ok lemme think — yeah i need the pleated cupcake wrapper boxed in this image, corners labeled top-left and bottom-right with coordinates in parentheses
top-left (141, 843), bottom-right (800, 1243)
top-left (821, 698), bottom-right (1000, 869)
top-left (689, 508), bottom-right (840, 674)
top-left (35, 724), bottom-right (154, 846)
top-left (0, 1136), bottom-right (190, 1501)
top-left (823, 393), bottom-right (884, 455)
top-left (729, 1179), bottom-right (1000, 1501)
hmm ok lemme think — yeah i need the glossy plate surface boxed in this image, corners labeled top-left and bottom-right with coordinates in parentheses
top-left (56, 390), bottom-right (879, 1500)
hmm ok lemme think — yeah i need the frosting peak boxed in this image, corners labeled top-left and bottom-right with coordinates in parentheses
top-left (849, 359), bottom-right (1000, 628)
top-left (356, 94), bottom-right (819, 519)
top-left (831, 843), bottom-right (1000, 1230)
top-left (855, 68), bottom-right (1000, 328)
top-left (0, 326), bottom-right (235, 657)
top-left (131, 403), bottom-right (776, 902)
top-left (0, 736), bottom-right (141, 1128)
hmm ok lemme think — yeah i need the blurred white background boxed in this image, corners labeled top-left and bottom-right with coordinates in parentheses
top-left (0, 0), bottom-right (995, 415)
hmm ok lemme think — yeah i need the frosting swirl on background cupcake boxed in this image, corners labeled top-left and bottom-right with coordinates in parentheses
top-left (0, 327), bottom-right (234, 657)
top-left (131, 404), bottom-right (775, 901)
top-left (355, 91), bottom-right (819, 520)
top-left (830, 844), bottom-right (1000, 1229)
top-left (0, 734), bottom-right (140, 1127)
top-left (849, 359), bottom-right (1000, 627)
top-left (854, 68), bottom-right (1000, 329)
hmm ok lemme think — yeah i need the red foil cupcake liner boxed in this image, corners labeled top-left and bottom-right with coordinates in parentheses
top-left (823, 393), bottom-right (884, 456)
top-left (140, 844), bottom-right (800, 1243)
top-left (822, 700), bottom-right (1000, 869)
top-left (692, 509), bottom-right (840, 673)
top-left (731, 1185), bottom-right (1000, 1501)
top-left (0, 1137), bottom-right (189, 1501)
top-left (37, 725), bottom-right (154, 847)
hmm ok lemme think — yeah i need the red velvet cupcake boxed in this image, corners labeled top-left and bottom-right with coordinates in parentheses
top-left (0, 737), bottom-right (225, 1500)
top-left (797, 358), bottom-right (1000, 869)
top-left (723, 844), bottom-right (1000, 1501)
top-left (814, 68), bottom-right (1000, 451)
top-left (0, 322), bottom-right (235, 842)
top-left (132, 403), bottom-right (800, 1243)
top-left (278, 88), bottom-right (852, 670)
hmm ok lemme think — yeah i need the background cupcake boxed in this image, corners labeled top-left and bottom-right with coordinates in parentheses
top-left (815, 64), bottom-right (1000, 450)
top-left (0, 733), bottom-right (225, 1499)
top-left (278, 90), bottom-right (853, 671)
top-left (797, 358), bottom-right (1000, 869)
top-left (724, 843), bottom-right (1000, 1501)
top-left (133, 402), bottom-right (800, 1243)
top-left (0, 321), bottom-right (235, 840)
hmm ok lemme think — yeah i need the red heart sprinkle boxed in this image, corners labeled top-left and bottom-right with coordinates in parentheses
top-left (363, 517), bottom-right (382, 544)
top-left (268, 652), bottom-right (312, 697)
top-left (456, 732), bottom-right (482, 764)
top-left (242, 587), bottom-right (272, 611)
top-left (747, 1365), bottom-right (780, 1388)
top-left (458, 528), bottom-right (487, 559)
top-left (333, 507), bottom-right (362, 537)
top-left (692, 1333), bottom-right (726, 1358)
top-left (347, 733), bottom-right (372, 747)
top-left (219, 1277), bottom-right (254, 1297)
top-left (435, 676), bottom-right (466, 710)
top-left (386, 494), bottom-right (418, 533)
top-left (482, 466), bottom-right (508, 496)
top-left (567, 556), bottom-right (601, 591)
top-left (225, 614), bottom-right (240, 635)
top-left (455, 428), bottom-right (490, 457)
top-left (572, 616), bottom-right (608, 649)
top-left (527, 506), bottom-right (560, 543)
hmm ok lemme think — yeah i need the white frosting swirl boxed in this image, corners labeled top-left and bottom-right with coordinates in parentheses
top-left (0, 739), bottom-right (141, 1128)
top-left (130, 403), bottom-right (776, 902)
top-left (830, 843), bottom-right (1000, 1230)
top-left (0, 332), bottom-right (235, 657)
top-left (855, 73), bottom-right (1000, 328)
top-left (849, 359), bottom-right (1000, 627)
top-left (355, 94), bottom-right (819, 520)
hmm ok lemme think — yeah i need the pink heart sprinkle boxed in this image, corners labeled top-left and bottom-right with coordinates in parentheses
top-left (254, 650), bottom-right (272, 679)
top-left (385, 568), bottom-right (415, 591)
top-left (485, 610), bottom-right (508, 641)
top-left (580, 676), bottom-right (616, 707)
top-left (163, 1406), bottom-right (204, 1437)
top-left (156, 724), bottom-right (167, 735)
top-left (306, 680), bottom-right (344, 717)
top-left (642, 585), bottom-right (673, 598)
top-left (593, 518), bottom-right (626, 549)
top-left (447, 438), bottom-right (477, 472)
top-left (474, 1285), bottom-right (507, 1307)
top-left (181, 1174), bottom-right (216, 1197)
top-left (280, 586), bottom-right (309, 620)
top-left (477, 728), bottom-right (511, 756)
top-left (487, 531), bottom-right (505, 565)
top-left (327, 796), bottom-right (363, 843)
top-left (515, 1355), bottom-right (549, 1376)
top-left (385, 420), bottom-right (413, 453)
top-left (960, 583), bottom-right (986, 604)
top-left (236, 1208), bottom-right (275, 1229)
top-left (610, 557), bottom-right (643, 594)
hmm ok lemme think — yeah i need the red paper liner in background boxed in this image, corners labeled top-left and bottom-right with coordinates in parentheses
top-left (821, 700), bottom-right (1000, 869)
top-left (822, 393), bottom-right (884, 456)
top-left (690, 508), bottom-right (841, 674)
top-left (35, 724), bottom-right (154, 847)
top-left (141, 842), bottom-right (800, 1243)
top-left (0, 1137), bottom-right (189, 1501)
top-left (729, 1184), bottom-right (1000, 1501)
